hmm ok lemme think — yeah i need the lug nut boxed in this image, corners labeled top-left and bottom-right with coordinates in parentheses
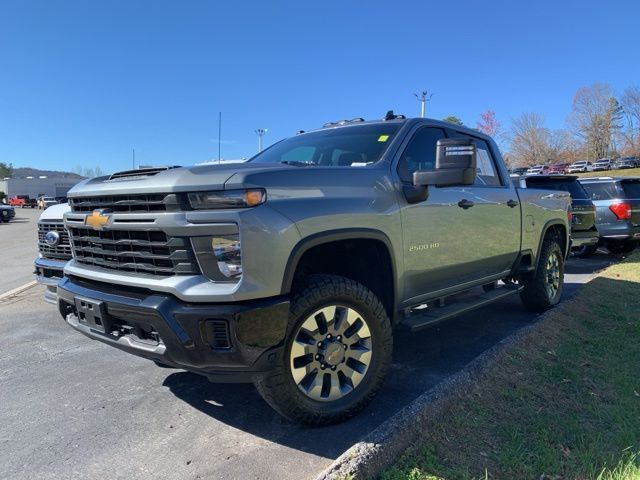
top-left (320, 364), bottom-right (326, 370)
top-left (327, 334), bottom-right (332, 339)
top-left (343, 344), bottom-right (348, 350)
top-left (317, 341), bottom-right (323, 348)
top-left (331, 366), bottom-right (336, 371)
top-left (315, 355), bottom-right (320, 360)
top-left (337, 335), bottom-right (342, 341)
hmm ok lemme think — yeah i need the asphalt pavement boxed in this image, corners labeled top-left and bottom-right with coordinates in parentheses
top-left (0, 207), bottom-right (40, 293)
top-left (0, 214), bottom-right (620, 479)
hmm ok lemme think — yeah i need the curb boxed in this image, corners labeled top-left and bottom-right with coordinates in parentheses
top-left (0, 280), bottom-right (38, 301)
top-left (316, 319), bottom-right (543, 480)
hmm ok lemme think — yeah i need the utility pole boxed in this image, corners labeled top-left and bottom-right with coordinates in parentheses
top-left (218, 112), bottom-right (222, 164)
top-left (414, 91), bottom-right (433, 118)
top-left (132, 148), bottom-right (135, 169)
top-left (255, 128), bottom-right (267, 152)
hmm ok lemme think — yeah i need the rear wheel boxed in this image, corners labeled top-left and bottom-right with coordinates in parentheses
top-left (607, 240), bottom-right (637, 255)
top-left (520, 235), bottom-right (564, 313)
top-left (255, 275), bottom-right (393, 426)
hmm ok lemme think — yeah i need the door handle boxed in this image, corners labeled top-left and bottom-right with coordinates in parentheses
top-left (457, 199), bottom-right (474, 209)
top-left (507, 199), bottom-right (519, 208)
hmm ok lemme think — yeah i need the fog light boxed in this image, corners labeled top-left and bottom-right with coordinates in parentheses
top-left (211, 235), bottom-right (242, 278)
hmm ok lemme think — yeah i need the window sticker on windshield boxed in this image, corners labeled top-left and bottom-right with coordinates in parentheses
top-left (378, 135), bottom-right (389, 142)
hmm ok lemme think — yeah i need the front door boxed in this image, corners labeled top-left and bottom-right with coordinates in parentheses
top-left (398, 127), bottom-right (520, 304)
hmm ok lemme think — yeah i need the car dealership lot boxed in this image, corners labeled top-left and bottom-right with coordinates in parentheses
top-left (0, 207), bottom-right (40, 294)
top-left (0, 212), bottom-right (618, 480)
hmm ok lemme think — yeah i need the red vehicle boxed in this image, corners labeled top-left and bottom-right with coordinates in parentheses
top-left (9, 195), bottom-right (37, 208)
top-left (548, 163), bottom-right (570, 175)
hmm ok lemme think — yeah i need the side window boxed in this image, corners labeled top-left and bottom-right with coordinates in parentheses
top-left (397, 127), bottom-right (446, 183)
top-left (473, 139), bottom-right (501, 186)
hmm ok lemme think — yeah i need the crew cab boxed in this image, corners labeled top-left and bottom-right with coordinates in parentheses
top-left (57, 115), bottom-right (571, 425)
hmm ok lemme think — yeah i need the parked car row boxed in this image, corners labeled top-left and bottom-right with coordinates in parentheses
top-left (512, 174), bottom-right (640, 256)
top-left (512, 157), bottom-right (640, 176)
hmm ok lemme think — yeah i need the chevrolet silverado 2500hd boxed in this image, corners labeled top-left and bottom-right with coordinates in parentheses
top-left (57, 115), bottom-right (571, 425)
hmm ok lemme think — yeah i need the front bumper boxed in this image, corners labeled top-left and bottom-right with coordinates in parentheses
top-left (34, 257), bottom-right (68, 304)
top-left (57, 276), bottom-right (290, 382)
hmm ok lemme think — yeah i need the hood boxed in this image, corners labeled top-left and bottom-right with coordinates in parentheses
top-left (39, 202), bottom-right (71, 221)
top-left (67, 162), bottom-right (290, 197)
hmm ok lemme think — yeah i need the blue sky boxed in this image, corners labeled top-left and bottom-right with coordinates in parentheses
top-left (1, 0), bottom-right (639, 173)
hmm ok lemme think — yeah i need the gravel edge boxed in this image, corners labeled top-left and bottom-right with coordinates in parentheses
top-left (315, 318), bottom-right (542, 480)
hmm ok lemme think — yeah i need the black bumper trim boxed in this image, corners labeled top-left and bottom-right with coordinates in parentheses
top-left (57, 276), bottom-right (290, 382)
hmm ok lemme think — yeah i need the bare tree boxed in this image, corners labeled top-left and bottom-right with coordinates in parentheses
top-left (442, 115), bottom-right (463, 126)
top-left (477, 110), bottom-right (501, 137)
top-left (508, 112), bottom-right (552, 166)
top-left (620, 85), bottom-right (640, 156)
top-left (567, 83), bottom-right (622, 160)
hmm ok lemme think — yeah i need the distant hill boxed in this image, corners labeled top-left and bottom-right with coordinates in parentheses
top-left (11, 167), bottom-right (85, 179)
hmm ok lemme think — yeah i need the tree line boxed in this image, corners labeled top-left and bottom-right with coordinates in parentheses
top-left (444, 83), bottom-right (640, 167)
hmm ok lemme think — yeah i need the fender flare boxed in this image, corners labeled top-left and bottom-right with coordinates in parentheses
top-left (535, 220), bottom-right (569, 266)
top-left (280, 228), bottom-right (398, 299)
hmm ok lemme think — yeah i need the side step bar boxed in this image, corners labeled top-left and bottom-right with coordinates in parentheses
top-left (401, 284), bottom-right (524, 332)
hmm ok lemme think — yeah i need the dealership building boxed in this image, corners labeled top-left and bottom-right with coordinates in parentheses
top-left (0, 176), bottom-right (83, 199)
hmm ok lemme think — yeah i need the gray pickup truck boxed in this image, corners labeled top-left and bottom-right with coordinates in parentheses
top-left (57, 115), bottom-right (571, 425)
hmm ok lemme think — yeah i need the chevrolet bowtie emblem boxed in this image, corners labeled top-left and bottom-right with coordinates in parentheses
top-left (85, 209), bottom-right (111, 230)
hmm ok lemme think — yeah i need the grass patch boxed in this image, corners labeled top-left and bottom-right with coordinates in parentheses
top-left (576, 167), bottom-right (640, 178)
top-left (382, 253), bottom-right (640, 480)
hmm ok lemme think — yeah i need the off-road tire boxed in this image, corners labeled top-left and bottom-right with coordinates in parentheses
top-left (254, 274), bottom-right (393, 426)
top-left (520, 235), bottom-right (564, 313)
top-left (573, 244), bottom-right (598, 258)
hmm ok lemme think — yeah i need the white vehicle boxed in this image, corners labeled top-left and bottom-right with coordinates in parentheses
top-left (34, 202), bottom-right (72, 303)
top-left (38, 196), bottom-right (59, 209)
top-left (526, 165), bottom-right (548, 175)
top-left (567, 160), bottom-right (592, 173)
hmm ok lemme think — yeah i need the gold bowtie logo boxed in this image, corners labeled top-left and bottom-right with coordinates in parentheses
top-left (85, 210), bottom-right (111, 230)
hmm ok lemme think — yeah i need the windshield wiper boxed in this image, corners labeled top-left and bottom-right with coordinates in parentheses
top-left (280, 160), bottom-right (317, 167)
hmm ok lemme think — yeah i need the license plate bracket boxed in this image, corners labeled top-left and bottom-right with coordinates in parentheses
top-left (75, 297), bottom-right (108, 333)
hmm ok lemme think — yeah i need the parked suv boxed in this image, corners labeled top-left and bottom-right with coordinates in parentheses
top-left (615, 157), bottom-right (639, 169)
top-left (515, 175), bottom-right (599, 257)
top-left (567, 160), bottom-right (592, 173)
top-left (57, 116), bottom-right (570, 425)
top-left (592, 159), bottom-right (613, 171)
top-left (526, 165), bottom-right (550, 175)
top-left (0, 204), bottom-right (16, 222)
top-left (579, 177), bottom-right (640, 254)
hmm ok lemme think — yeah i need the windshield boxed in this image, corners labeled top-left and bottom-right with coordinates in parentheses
top-left (249, 123), bottom-right (401, 167)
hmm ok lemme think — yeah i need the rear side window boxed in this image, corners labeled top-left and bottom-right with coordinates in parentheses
top-left (621, 181), bottom-right (640, 199)
top-left (581, 182), bottom-right (621, 200)
top-left (527, 180), bottom-right (589, 199)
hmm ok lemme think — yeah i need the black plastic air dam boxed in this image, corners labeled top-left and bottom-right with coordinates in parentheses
top-left (57, 276), bottom-right (290, 382)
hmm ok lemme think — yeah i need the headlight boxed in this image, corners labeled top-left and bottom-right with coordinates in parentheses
top-left (187, 189), bottom-right (266, 210)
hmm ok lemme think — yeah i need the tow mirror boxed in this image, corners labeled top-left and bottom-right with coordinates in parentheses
top-left (413, 139), bottom-right (477, 187)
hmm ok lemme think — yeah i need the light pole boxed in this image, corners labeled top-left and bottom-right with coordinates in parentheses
top-left (414, 91), bottom-right (433, 118)
top-left (255, 128), bottom-right (267, 152)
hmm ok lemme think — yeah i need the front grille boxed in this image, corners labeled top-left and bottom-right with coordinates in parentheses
top-left (38, 222), bottom-right (72, 260)
top-left (69, 194), bottom-right (182, 213)
top-left (68, 227), bottom-right (199, 277)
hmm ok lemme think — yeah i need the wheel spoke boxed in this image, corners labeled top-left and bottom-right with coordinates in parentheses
top-left (348, 342), bottom-right (372, 364)
top-left (326, 372), bottom-right (343, 400)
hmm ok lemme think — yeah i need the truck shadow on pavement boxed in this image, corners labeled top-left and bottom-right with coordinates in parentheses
top-left (162, 253), bottom-right (622, 459)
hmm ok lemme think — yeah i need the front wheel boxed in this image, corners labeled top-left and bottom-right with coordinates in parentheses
top-left (520, 235), bottom-right (564, 313)
top-left (255, 275), bottom-right (393, 426)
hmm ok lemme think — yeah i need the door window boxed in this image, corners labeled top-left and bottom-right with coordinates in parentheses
top-left (397, 127), bottom-right (446, 183)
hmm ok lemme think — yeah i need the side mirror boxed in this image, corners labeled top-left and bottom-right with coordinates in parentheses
top-left (413, 139), bottom-right (477, 187)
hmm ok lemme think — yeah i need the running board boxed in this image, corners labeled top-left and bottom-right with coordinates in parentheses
top-left (401, 284), bottom-right (524, 332)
